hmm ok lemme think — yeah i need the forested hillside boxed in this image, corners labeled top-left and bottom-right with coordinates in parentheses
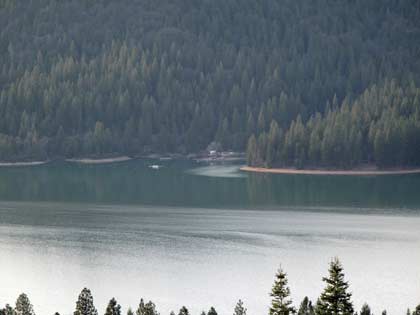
top-left (247, 80), bottom-right (420, 168)
top-left (0, 0), bottom-right (420, 163)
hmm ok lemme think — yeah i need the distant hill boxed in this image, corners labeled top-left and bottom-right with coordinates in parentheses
top-left (0, 0), bottom-right (420, 166)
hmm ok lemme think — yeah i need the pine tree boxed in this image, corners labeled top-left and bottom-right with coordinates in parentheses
top-left (15, 294), bottom-right (35, 315)
top-left (178, 307), bottom-right (189, 315)
top-left (105, 298), bottom-right (121, 315)
top-left (136, 299), bottom-right (146, 315)
top-left (315, 258), bottom-right (353, 315)
top-left (74, 288), bottom-right (98, 315)
top-left (298, 297), bottom-right (314, 315)
top-left (127, 308), bottom-right (134, 315)
top-left (269, 267), bottom-right (296, 315)
top-left (144, 301), bottom-right (158, 315)
top-left (360, 304), bottom-right (371, 315)
top-left (207, 307), bottom-right (217, 315)
top-left (0, 305), bottom-right (15, 315)
top-left (136, 299), bottom-right (158, 315)
top-left (413, 305), bottom-right (420, 315)
top-left (266, 120), bottom-right (281, 167)
top-left (233, 300), bottom-right (247, 315)
top-left (246, 134), bottom-right (259, 166)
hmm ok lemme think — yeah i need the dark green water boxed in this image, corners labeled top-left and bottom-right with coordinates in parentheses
top-left (0, 159), bottom-right (419, 211)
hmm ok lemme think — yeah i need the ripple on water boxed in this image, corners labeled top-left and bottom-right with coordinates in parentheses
top-left (187, 164), bottom-right (247, 178)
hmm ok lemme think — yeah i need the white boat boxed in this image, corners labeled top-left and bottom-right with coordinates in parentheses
top-left (149, 164), bottom-right (162, 170)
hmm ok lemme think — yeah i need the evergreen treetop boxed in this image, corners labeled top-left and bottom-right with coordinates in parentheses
top-left (136, 299), bottom-right (146, 315)
top-left (178, 306), bottom-right (189, 315)
top-left (233, 300), bottom-right (247, 315)
top-left (15, 294), bottom-right (35, 315)
top-left (298, 297), bottom-right (314, 315)
top-left (0, 304), bottom-right (15, 315)
top-left (207, 307), bottom-right (217, 315)
top-left (315, 258), bottom-right (353, 315)
top-left (105, 298), bottom-right (121, 315)
top-left (360, 304), bottom-right (371, 315)
top-left (269, 266), bottom-right (296, 315)
top-left (74, 288), bottom-right (98, 315)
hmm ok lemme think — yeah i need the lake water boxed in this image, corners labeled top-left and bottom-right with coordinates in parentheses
top-left (0, 159), bottom-right (419, 315)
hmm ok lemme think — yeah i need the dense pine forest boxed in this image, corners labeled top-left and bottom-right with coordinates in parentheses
top-left (247, 81), bottom-right (420, 168)
top-left (1, 0), bottom-right (420, 166)
top-left (1, 259), bottom-right (420, 315)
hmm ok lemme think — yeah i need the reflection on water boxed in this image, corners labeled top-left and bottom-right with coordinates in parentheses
top-left (246, 172), bottom-right (420, 211)
top-left (0, 159), bottom-right (419, 210)
top-left (186, 164), bottom-right (247, 178)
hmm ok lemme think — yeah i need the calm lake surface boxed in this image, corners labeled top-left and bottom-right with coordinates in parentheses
top-left (0, 159), bottom-right (419, 314)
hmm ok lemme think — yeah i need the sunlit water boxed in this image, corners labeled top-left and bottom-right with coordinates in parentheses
top-left (0, 160), bottom-right (419, 314)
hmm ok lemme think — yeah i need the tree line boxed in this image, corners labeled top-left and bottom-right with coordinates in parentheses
top-left (0, 0), bottom-right (420, 161)
top-left (1, 258), bottom-right (419, 315)
top-left (247, 80), bottom-right (420, 169)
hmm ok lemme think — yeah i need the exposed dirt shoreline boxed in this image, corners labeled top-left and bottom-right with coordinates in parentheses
top-left (0, 161), bottom-right (49, 167)
top-left (240, 166), bottom-right (420, 176)
top-left (65, 156), bottom-right (132, 164)
top-left (0, 156), bottom-right (135, 167)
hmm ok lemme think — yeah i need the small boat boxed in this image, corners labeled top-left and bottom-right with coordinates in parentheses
top-left (149, 164), bottom-right (162, 170)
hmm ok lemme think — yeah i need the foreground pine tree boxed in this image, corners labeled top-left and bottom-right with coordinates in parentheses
top-left (298, 297), bottom-right (314, 315)
top-left (105, 298), bottom-right (121, 315)
top-left (315, 258), bottom-right (354, 315)
top-left (233, 300), bottom-right (247, 315)
top-left (178, 306), bottom-right (189, 315)
top-left (136, 299), bottom-right (146, 315)
top-left (15, 294), bottom-right (35, 315)
top-left (144, 301), bottom-right (158, 315)
top-left (269, 267), bottom-right (296, 315)
top-left (207, 307), bottom-right (217, 315)
top-left (74, 288), bottom-right (98, 315)
top-left (413, 305), bottom-right (420, 315)
top-left (0, 304), bottom-right (15, 315)
top-left (136, 299), bottom-right (158, 315)
top-left (360, 304), bottom-right (371, 315)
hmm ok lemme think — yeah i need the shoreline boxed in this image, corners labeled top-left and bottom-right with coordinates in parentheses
top-left (0, 150), bottom-right (245, 167)
top-left (0, 161), bottom-right (49, 167)
top-left (65, 156), bottom-right (133, 164)
top-left (240, 166), bottom-right (420, 176)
